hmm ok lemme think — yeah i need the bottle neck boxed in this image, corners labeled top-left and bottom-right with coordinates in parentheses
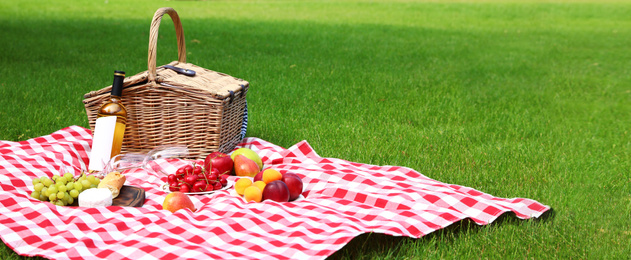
top-left (111, 70), bottom-right (125, 97)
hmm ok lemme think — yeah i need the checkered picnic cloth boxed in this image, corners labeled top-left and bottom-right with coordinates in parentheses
top-left (0, 126), bottom-right (550, 259)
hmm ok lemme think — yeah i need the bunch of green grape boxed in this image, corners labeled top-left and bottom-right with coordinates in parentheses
top-left (30, 173), bottom-right (101, 206)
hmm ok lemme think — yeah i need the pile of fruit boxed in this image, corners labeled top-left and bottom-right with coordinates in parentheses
top-left (30, 173), bottom-right (100, 206)
top-left (226, 147), bottom-right (304, 203)
top-left (234, 169), bottom-right (303, 203)
top-left (162, 147), bottom-right (305, 212)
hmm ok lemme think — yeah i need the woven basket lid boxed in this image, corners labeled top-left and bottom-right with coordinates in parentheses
top-left (119, 61), bottom-right (247, 99)
top-left (157, 61), bottom-right (248, 99)
top-left (84, 62), bottom-right (248, 101)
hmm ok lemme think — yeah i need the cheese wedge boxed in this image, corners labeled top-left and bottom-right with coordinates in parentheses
top-left (78, 188), bottom-right (113, 207)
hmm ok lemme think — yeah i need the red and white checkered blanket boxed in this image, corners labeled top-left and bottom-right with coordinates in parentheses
top-left (0, 126), bottom-right (550, 259)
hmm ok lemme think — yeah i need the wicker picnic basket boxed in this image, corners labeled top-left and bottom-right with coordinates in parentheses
top-left (83, 7), bottom-right (249, 160)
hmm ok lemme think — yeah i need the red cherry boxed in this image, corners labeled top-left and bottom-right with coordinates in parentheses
top-left (193, 181), bottom-right (206, 192)
top-left (204, 183), bottom-right (214, 192)
top-left (213, 181), bottom-right (223, 190)
top-left (194, 166), bottom-right (203, 175)
top-left (185, 175), bottom-right (199, 186)
top-left (219, 178), bottom-right (228, 187)
top-left (169, 185), bottom-right (179, 192)
top-left (179, 183), bottom-right (190, 193)
top-left (168, 174), bottom-right (177, 184)
top-left (184, 165), bottom-right (194, 175)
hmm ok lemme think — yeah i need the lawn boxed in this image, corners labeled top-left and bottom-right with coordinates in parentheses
top-left (0, 0), bottom-right (630, 259)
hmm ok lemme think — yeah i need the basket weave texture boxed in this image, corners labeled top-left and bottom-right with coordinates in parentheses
top-left (83, 7), bottom-right (249, 159)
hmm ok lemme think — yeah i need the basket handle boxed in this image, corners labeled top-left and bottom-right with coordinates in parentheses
top-left (148, 7), bottom-right (187, 83)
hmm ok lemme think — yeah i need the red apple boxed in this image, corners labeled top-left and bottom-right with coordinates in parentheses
top-left (205, 152), bottom-right (234, 176)
top-left (234, 155), bottom-right (260, 177)
top-left (162, 192), bottom-right (196, 213)
top-left (282, 173), bottom-right (303, 201)
top-left (262, 180), bottom-right (290, 202)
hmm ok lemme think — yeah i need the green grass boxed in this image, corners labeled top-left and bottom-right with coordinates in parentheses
top-left (1, 0), bottom-right (630, 259)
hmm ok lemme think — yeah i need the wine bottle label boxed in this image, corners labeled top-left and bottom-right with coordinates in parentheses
top-left (88, 116), bottom-right (118, 172)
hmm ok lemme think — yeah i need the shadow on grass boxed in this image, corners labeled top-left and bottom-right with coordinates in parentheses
top-left (328, 208), bottom-right (556, 259)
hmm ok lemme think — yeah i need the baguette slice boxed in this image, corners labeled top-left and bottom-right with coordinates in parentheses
top-left (98, 171), bottom-right (126, 198)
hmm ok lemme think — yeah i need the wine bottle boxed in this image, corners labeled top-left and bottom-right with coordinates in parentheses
top-left (88, 71), bottom-right (129, 172)
top-left (97, 70), bottom-right (128, 159)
